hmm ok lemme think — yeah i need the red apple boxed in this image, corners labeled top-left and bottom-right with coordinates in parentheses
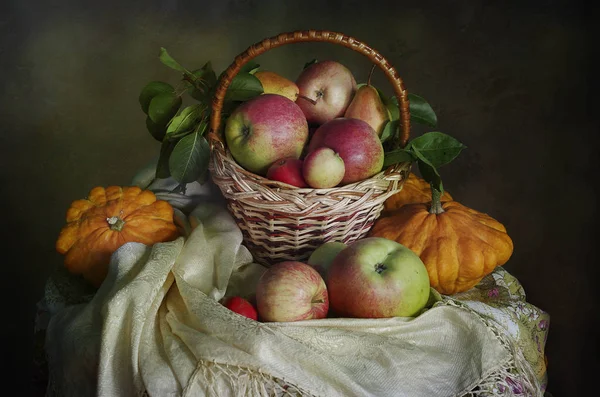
top-left (295, 60), bottom-right (357, 125)
top-left (327, 237), bottom-right (430, 318)
top-left (222, 296), bottom-right (258, 320)
top-left (266, 158), bottom-right (308, 187)
top-left (302, 147), bottom-right (345, 188)
top-left (308, 118), bottom-right (384, 184)
top-left (256, 261), bottom-right (329, 322)
top-left (224, 94), bottom-right (309, 175)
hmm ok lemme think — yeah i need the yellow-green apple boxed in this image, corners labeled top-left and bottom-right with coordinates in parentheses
top-left (254, 70), bottom-right (299, 102)
top-left (302, 147), bottom-right (345, 188)
top-left (308, 118), bottom-right (384, 184)
top-left (224, 94), bottom-right (309, 175)
top-left (327, 237), bottom-right (430, 318)
top-left (266, 158), bottom-right (308, 188)
top-left (295, 60), bottom-right (357, 125)
top-left (221, 296), bottom-right (258, 320)
top-left (307, 241), bottom-right (347, 278)
top-left (256, 261), bottom-right (329, 322)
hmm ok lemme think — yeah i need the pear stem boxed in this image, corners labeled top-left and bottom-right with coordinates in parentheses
top-left (367, 64), bottom-right (376, 86)
top-left (297, 94), bottom-right (317, 105)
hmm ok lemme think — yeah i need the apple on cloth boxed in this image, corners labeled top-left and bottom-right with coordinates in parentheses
top-left (255, 261), bottom-right (329, 322)
top-left (221, 296), bottom-right (258, 320)
top-left (327, 237), bottom-right (431, 318)
top-left (307, 241), bottom-right (347, 278)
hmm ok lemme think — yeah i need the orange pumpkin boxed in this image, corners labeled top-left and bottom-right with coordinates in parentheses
top-left (383, 173), bottom-right (453, 214)
top-left (370, 195), bottom-right (513, 295)
top-left (56, 186), bottom-right (180, 287)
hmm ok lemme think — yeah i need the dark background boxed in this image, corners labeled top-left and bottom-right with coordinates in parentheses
top-left (1, 0), bottom-right (597, 395)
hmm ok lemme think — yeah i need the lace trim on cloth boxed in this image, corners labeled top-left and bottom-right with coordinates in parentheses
top-left (439, 299), bottom-right (543, 397)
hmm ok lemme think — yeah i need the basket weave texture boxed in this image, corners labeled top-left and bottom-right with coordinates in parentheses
top-left (207, 30), bottom-right (412, 266)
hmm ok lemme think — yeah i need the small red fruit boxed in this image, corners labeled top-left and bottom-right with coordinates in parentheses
top-left (222, 296), bottom-right (258, 320)
top-left (266, 158), bottom-right (308, 188)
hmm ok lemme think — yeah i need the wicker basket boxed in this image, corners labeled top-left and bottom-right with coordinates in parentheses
top-left (207, 30), bottom-right (412, 266)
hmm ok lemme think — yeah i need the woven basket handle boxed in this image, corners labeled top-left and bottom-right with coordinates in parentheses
top-left (208, 30), bottom-right (411, 149)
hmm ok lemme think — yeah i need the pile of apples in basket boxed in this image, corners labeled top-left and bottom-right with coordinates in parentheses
top-left (55, 51), bottom-right (515, 324)
top-left (226, 61), bottom-right (388, 188)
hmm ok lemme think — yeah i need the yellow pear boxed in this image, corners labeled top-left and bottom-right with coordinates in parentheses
top-left (344, 66), bottom-right (390, 136)
top-left (254, 71), bottom-right (299, 102)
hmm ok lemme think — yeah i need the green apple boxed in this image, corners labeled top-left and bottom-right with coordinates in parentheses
top-left (327, 237), bottom-right (430, 318)
top-left (224, 94), bottom-right (309, 175)
top-left (307, 241), bottom-right (347, 278)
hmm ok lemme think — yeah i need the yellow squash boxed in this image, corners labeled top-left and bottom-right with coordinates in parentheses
top-left (56, 186), bottom-right (180, 287)
top-left (371, 187), bottom-right (513, 295)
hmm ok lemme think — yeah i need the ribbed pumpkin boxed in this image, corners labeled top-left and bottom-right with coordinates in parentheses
top-left (56, 186), bottom-right (180, 287)
top-left (383, 173), bottom-right (453, 214)
top-left (370, 189), bottom-right (513, 295)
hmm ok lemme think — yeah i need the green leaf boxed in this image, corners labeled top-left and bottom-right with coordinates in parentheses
top-left (239, 61), bottom-right (260, 75)
top-left (408, 93), bottom-right (437, 127)
top-left (380, 119), bottom-right (399, 144)
top-left (156, 140), bottom-right (177, 179)
top-left (383, 148), bottom-right (416, 167)
top-left (145, 116), bottom-right (167, 142)
top-left (303, 59), bottom-right (318, 69)
top-left (188, 62), bottom-right (218, 102)
top-left (220, 100), bottom-right (243, 120)
top-left (148, 92), bottom-right (182, 125)
top-left (224, 73), bottom-right (263, 102)
top-left (193, 62), bottom-right (218, 86)
top-left (412, 145), bottom-right (443, 194)
top-left (384, 94), bottom-right (400, 121)
top-left (159, 47), bottom-right (189, 73)
top-left (407, 131), bottom-right (466, 168)
top-left (139, 81), bottom-right (174, 114)
top-left (168, 131), bottom-right (211, 184)
top-left (388, 93), bottom-right (437, 126)
top-left (165, 104), bottom-right (206, 138)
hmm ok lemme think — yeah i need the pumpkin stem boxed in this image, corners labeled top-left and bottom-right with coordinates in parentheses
top-left (429, 185), bottom-right (445, 215)
top-left (106, 216), bottom-right (125, 231)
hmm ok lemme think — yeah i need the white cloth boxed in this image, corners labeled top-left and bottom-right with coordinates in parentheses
top-left (42, 170), bottom-right (544, 396)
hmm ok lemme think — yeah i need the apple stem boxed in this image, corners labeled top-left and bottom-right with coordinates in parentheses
top-left (297, 94), bottom-right (318, 105)
top-left (374, 263), bottom-right (387, 274)
top-left (367, 64), bottom-right (376, 86)
top-left (429, 185), bottom-right (445, 215)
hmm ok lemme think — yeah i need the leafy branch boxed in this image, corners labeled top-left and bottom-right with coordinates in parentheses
top-left (138, 48), bottom-right (264, 190)
top-left (381, 93), bottom-right (467, 213)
